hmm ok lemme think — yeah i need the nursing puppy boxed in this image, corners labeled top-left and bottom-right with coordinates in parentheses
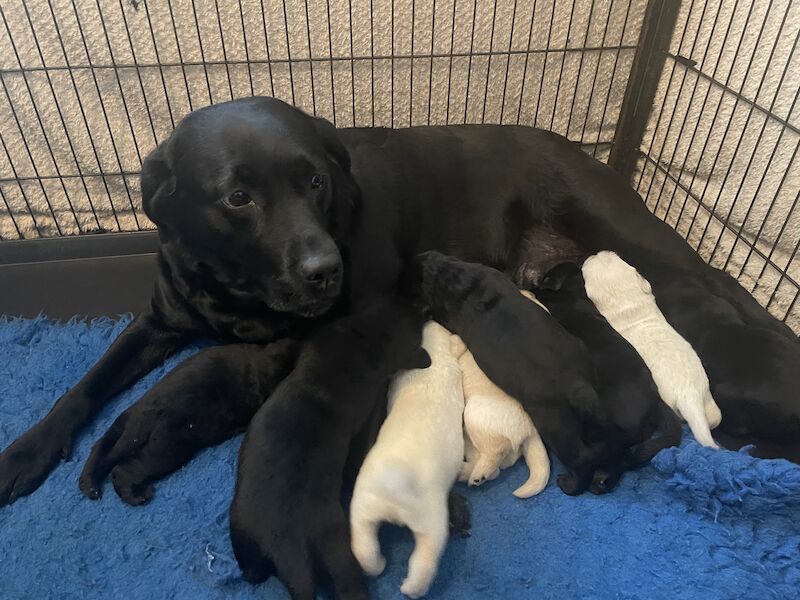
top-left (452, 327), bottom-right (550, 498)
top-left (535, 263), bottom-right (682, 492)
top-left (404, 251), bottom-right (617, 496)
top-left (642, 265), bottom-right (800, 463)
top-left (349, 321), bottom-right (464, 599)
top-left (582, 252), bottom-right (721, 448)
top-left (229, 296), bottom-right (430, 600)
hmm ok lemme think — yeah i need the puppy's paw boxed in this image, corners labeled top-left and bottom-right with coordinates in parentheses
top-left (361, 553), bottom-right (386, 577)
top-left (400, 577), bottom-right (429, 599)
top-left (78, 472), bottom-right (102, 500)
top-left (111, 466), bottom-right (155, 506)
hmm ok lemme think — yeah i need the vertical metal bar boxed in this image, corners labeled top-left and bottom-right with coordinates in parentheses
top-left (211, 0), bottom-right (235, 100)
top-left (579, 0), bottom-right (616, 146)
top-left (565, 0), bottom-right (596, 138)
top-left (348, 0), bottom-right (356, 126)
top-left (370, 0), bottom-right (375, 126)
top-left (549, 0), bottom-right (577, 131)
top-left (659, 0), bottom-right (745, 232)
top-left (303, 0), bottom-right (318, 115)
top-left (189, 0), bottom-right (214, 103)
top-left (325, 0), bottom-right (337, 124)
top-left (17, 2), bottom-right (101, 230)
top-left (444, 0), bottom-right (457, 124)
top-left (165, 0), bottom-right (196, 111)
top-left (498, 0), bottom-right (518, 125)
top-left (45, 0), bottom-right (123, 229)
top-left (515, 0), bottom-right (537, 126)
top-left (0, 185), bottom-right (23, 239)
top-left (462, 0), bottom-right (478, 124)
top-left (141, 0), bottom-right (176, 128)
top-left (238, 0), bottom-right (256, 97)
top-left (391, 0), bottom-right (395, 126)
top-left (281, 0), bottom-right (297, 105)
top-left (69, 0), bottom-right (140, 227)
top-left (608, 0), bottom-right (680, 180)
top-left (0, 134), bottom-right (44, 236)
top-left (533, 0), bottom-right (556, 127)
top-left (480, 0), bottom-right (498, 124)
top-left (410, 0), bottom-right (416, 126)
top-left (590, 0), bottom-right (632, 157)
top-left (427, 0), bottom-right (437, 125)
top-left (258, 0), bottom-right (276, 97)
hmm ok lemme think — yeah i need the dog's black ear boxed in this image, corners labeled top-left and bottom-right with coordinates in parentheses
top-left (313, 117), bottom-right (360, 241)
top-left (407, 347), bottom-right (431, 370)
top-left (140, 141), bottom-right (177, 229)
top-left (537, 262), bottom-right (581, 292)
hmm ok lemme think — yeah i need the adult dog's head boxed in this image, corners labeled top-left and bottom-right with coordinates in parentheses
top-left (141, 97), bottom-right (359, 317)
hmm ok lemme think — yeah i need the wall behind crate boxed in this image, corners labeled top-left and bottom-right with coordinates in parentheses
top-left (0, 0), bottom-right (645, 240)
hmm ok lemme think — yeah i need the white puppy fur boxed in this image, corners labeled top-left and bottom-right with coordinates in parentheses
top-left (582, 251), bottom-right (722, 448)
top-left (350, 321), bottom-right (465, 599)
top-left (453, 289), bottom-right (551, 498)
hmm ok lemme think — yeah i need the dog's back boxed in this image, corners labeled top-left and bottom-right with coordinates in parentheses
top-left (350, 320), bottom-right (464, 598)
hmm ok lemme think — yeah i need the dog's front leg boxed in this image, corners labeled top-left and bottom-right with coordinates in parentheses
top-left (0, 310), bottom-right (190, 506)
top-left (80, 339), bottom-right (301, 505)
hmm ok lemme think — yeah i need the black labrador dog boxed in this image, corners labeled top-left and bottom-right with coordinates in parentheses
top-left (405, 250), bottom-right (632, 496)
top-left (534, 262), bottom-right (682, 491)
top-left (230, 296), bottom-right (429, 600)
top-left (641, 264), bottom-right (800, 463)
top-left (1, 96), bottom-right (796, 506)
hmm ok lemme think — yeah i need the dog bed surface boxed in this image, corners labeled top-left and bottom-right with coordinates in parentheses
top-left (1, 316), bottom-right (799, 600)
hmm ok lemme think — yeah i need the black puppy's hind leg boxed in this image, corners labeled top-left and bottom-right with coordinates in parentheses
top-left (311, 506), bottom-right (370, 600)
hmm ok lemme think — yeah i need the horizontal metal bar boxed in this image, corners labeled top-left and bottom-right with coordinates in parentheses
top-left (665, 52), bottom-right (800, 138)
top-left (640, 153), bottom-right (800, 291)
top-left (0, 230), bottom-right (159, 264)
top-left (0, 45), bottom-right (638, 76)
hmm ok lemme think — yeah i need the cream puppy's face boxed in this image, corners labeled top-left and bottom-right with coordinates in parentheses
top-left (582, 251), bottom-right (652, 308)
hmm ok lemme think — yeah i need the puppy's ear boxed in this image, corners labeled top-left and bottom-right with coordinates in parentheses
top-left (406, 347), bottom-right (431, 370)
top-left (537, 262), bottom-right (581, 291)
top-left (141, 141), bottom-right (177, 229)
top-left (313, 117), bottom-right (361, 241)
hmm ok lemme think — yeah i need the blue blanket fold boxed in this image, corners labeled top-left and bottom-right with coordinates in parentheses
top-left (1, 316), bottom-right (798, 600)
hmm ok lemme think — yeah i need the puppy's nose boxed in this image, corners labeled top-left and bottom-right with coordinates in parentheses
top-left (300, 252), bottom-right (342, 291)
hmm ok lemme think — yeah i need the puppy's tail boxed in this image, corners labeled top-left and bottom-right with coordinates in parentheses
top-left (513, 430), bottom-right (550, 498)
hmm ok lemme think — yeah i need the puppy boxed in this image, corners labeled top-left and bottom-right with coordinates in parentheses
top-left (452, 325), bottom-right (550, 498)
top-left (229, 296), bottom-right (430, 600)
top-left (581, 251), bottom-right (721, 448)
top-left (642, 265), bottom-right (800, 463)
top-left (404, 250), bottom-right (619, 496)
top-left (349, 321), bottom-right (464, 599)
top-left (535, 263), bottom-right (682, 492)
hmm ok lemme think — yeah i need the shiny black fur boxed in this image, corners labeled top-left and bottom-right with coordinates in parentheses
top-left (1, 96), bottom-right (797, 508)
top-left (229, 296), bottom-right (430, 600)
top-left (535, 262), bottom-right (682, 492)
top-left (642, 265), bottom-right (800, 463)
top-left (406, 251), bottom-right (629, 496)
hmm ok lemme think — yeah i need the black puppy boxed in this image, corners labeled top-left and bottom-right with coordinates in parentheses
top-left (535, 262), bottom-right (682, 492)
top-left (79, 339), bottom-right (301, 505)
top-left (229, 296), bottom-right (429, 600)
top-left (644, 266), bottom-right (800, 463)
top-left (405, 250), bottom-right (620, 496)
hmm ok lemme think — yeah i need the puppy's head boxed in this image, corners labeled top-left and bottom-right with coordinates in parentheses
top-left (141, 97), bottom-right (359, 317)
top-left (537, 262), bottom-right (585, 294)
top-left (582, 251), bottom-right (652, 306)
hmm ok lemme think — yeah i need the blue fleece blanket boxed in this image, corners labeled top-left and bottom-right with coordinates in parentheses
top-left (1, 316), bottom-right (799, 600)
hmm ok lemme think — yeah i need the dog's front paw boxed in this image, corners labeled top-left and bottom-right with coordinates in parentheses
top-left (556, 473), bottom-right (582, 496)
top-left (111, 466), bottom-right (155, 506)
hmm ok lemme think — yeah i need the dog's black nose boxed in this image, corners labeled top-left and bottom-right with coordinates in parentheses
top-left (300, 253), bottom-right (342, 291)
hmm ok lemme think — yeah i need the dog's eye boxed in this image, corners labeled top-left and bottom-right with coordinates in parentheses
top-left (310, 174), bottom-right (325, 190)
top-left (224, 190), bottom-right (253, 208)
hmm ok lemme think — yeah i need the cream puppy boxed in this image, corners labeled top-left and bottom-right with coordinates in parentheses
top-left (350, 321), bottom-right (464, 599)
top-left (582, 251), bottom-right (721, 447)
top-left (453, 326), bottom-right (550, 498)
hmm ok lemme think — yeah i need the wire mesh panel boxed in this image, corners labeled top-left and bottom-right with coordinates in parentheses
top-left (0, 0), bottom-right (644, 240)
top-left (635, 0), bottom-right (800, 329)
